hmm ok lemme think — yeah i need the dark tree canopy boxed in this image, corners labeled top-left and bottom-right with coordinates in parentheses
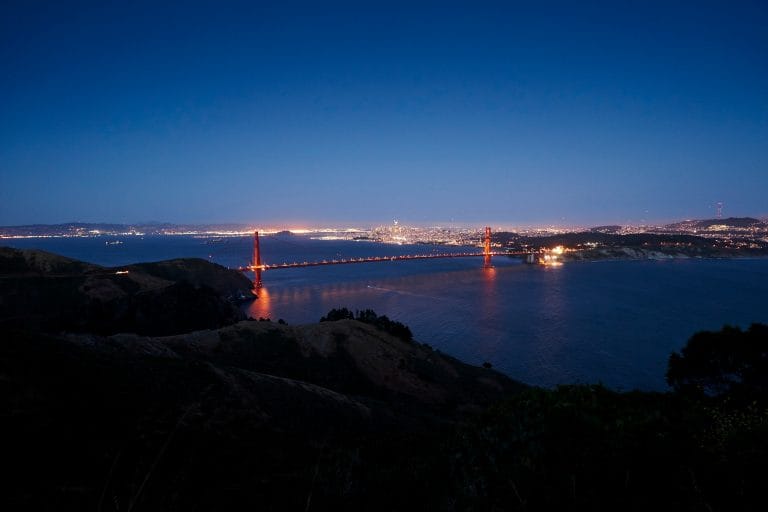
top-left (320, 308), bottom-right (355, 322)
top-left (321, 308), bottom-right (414, 342)
top-left (667, 323), bottom-right (768, 401)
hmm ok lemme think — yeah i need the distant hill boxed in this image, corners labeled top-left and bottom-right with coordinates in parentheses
top-left (0, 222), bottom-right (253, 237)
top-left (491, 229), bottom-right (768, 260)
top-left (664, 217), bottom-right (767, 231)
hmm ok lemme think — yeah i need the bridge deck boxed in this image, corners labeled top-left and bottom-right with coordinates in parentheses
top-left (240, 251), bottom-right (527, 272)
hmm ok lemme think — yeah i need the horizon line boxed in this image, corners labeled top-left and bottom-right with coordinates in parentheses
top-left (2, 214), bottom-right (767, 232)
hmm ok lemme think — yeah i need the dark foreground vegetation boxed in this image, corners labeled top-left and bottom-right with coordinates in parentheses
top-left (2, 247), bottom-right (767, 510)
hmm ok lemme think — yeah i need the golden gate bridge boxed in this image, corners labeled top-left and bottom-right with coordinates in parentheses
top-left (239, 227), bottom-right (537, 291)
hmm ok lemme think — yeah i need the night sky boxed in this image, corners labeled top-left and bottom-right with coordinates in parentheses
top-left (1, 1), bottom-right (766, 227)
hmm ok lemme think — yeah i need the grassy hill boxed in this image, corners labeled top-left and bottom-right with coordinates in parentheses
top-left (0, 246), bottom-right (253, 335)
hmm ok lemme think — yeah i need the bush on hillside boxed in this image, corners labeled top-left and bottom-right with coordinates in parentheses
top-left (320, 308), bottom-right (414, 342)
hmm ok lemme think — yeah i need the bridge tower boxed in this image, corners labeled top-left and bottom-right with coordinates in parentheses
top-left (483, 226), bottom-right (492, 268)
top-left (253, 231), bottom-right (263, 288)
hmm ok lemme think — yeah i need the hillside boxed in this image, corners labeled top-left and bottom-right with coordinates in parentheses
top-left (492, 230), bottom-right (768, 260)
top-left (665, 216), bottom-right (767, 231)
top-left (1, 317), bottom-right (522, 511)
top-left (0, 247), bottom-right (253, 335)
top-left (2, 248), bottom-right (767, 510)
top-left (162, 319), bottom-right (520, 408)
top-left (4, 318), bottom-right (768, 510)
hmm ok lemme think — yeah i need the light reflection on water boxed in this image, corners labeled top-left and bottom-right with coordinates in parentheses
top-left (5, 234), bottom-right (768, 390)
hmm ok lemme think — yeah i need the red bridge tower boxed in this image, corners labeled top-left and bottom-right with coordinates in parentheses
top-left (253, 231), bottom-right (263, 289)
top-left (483, 226), bottom-right (492, 268)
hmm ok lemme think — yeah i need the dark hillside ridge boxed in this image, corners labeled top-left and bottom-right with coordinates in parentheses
top-left (0, 246), bottom-right (99, 274)
top-left (162, 319), bottom-right (522, 408)
top-left (0, 247), bottom-right (252, 335)
top-left (126, 257), bottom-right (254, 298)
top-left (3, 319), bottom-right (767, 510)
top-left (1, 318), bottom-right (522, 511)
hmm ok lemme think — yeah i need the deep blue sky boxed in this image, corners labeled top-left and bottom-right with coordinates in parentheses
top-left (1, 1), bottom-right (766, 227)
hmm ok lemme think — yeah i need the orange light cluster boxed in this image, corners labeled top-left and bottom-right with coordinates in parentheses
top-left (539, 245), bottom-right (566, 266)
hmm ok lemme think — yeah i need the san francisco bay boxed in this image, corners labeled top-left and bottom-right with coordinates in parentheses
top-left (7, 234), bottom-right (767, 390)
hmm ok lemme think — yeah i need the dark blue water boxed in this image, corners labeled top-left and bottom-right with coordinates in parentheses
top-left (5, 234), bottom-right (768, 390)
